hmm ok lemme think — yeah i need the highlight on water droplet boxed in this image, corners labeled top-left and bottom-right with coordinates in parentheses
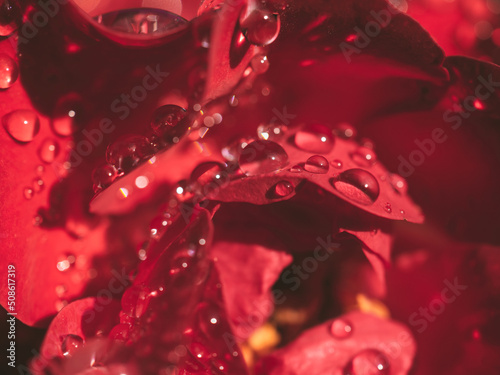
top-left (294, 124), bottom-right (334, 154)
top-left (343, 349), bottom-right (390, 375)
top-left (251, 54), bottom-right (270, 74)
top-left (0, 53), bottom-right (18, 89)
top-left (331, 169), bottom-right (380, 205)
top-left (51, 97), bottom-right (83, 136)
top-left (61, 334), bottom-right (84, 357)
top-left (388, 173), bottom-right (407, 194)
top-left (270, 180), bottom-right (294, 198)
top-left (330, 318), bottom-right (353, 339)
top-left (331, 159), bottom-right (343, 169)
top-left (239, 3), bottom-right (280, 46)
top-left (350, 147), bottom-right (377, 167)
top-left (2, 109), bottom-right (40, 143)
top-left (239, 140), bottom-right (288, 175)
top-left (304, 155), bottom-right (329, 174)
top-left (38, 138), bottom-right (59, 163)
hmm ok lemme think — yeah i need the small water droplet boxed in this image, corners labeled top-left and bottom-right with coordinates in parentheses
top-left (150, 105), bottom-right (188, 146)
top-left (384, 203), bottom-right (392, 213)
top-left (106, 135), bottom-right (154, 173)
top-left (330, 318), bottom-right (353, 339)
top-left (257, 123), bottom-right (287, 141)
top-left (294, 124), bottom-right (334, 154)
top-left (32, 178), bottom-right (44, 193)
top-left (190, 161), bottom-right (226, 186)
top-left (304, 155), bottom-right (329, 174)
top-left (344, 349), bottom-right (390, 375)
top-left (2, 110), bottom-right (40, 143)
top-left (52, 97), bottom-right (83, 136)
top-left (388, 173), bottom-right (408, 195)
top-left (61, 334), bottom-right (84, 357)
top-left (331, 159), bottom-right (343, 169)
top-left (23, 187), bottom-right (34, 200)
top-left (331, 169), bottom-right (380, 205)
top-left (239, 4), bottom-right (280, 46)
top-left (38, 138), bottom-right (59, 163)
top-left (239, 140), bottom-right (288, 175)
top-left (350, 147), bottom-right (377, 167)
top-left (251, 54), bottom-right (270, 74)
top-left (270, 180), bottom-right (294, 198)
top-left (334, 123), bottom-right (356, 139)
top-left (35, 165), bottom-right (45, 176)
top-left (0, 53), bottom-right (18, 89)
top-left (197, 302), bottom-right (223, 338)
top-left (92, 164), bottom-right (117, 193)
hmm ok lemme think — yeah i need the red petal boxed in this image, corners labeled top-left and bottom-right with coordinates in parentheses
top-left (255, 311), bottom-right (416, 375)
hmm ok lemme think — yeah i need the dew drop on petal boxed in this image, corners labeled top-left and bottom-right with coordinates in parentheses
top-left (389, 173), bottom-right (408, 194)
top-left (304, 155), bottom-right (329, 174)
top-left (0, 53), bottom-right (18, 89)
top-left (350, 147), bottom-right (377, 167)
top-left (2, 110), bottom-right (40, 143)
top-left (239, 4), bottom-right (280, 46)
top-left (61, 334), bottom-right (84, 357)
top-left (92, 164), bottom-right (117, 193)
top-left (330, 318), bottom-right (353, 339)
top-left (32, 178), bottom-right (44, 193)
top-left (270, 180), bottom-right (294, 198)
top-left (0, 1), bottom-right (19, 36)
top-left (257, 123), bottom-right (287, 141)
top-left (334, 123), bottom-right (356, 139)
top-left (23, 187), bottom-right (34, 200)
top-left (384, 202), bottom-right (392, 213)
top-left (106, 135), bottom-right (154, 173)
top-left (38, 138), bottom-right (59, 163)
top-left (190, 161), bottom-right (226, 185)
top-left (294, 124), bottom-right (334, 154)
top-left (289, 164), bottom-right (303, 173)
top-left (331, 169), bottom-right (380, 205)
top-left (150, 105), bottom-right (188, 144)
top-left (251, 54), bottom-right (270, 74)
top-left (52, 98), bottom-right (83, 136)
top-left (331, 159), bottom-right (343, 169)
top-left (344, 349), bottom-right (390, 375)
top-left (239, 140), bottom-right (288, 175)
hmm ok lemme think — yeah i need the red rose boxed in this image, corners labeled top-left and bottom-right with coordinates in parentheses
top-left (0, 0), bottom-right (499, 374)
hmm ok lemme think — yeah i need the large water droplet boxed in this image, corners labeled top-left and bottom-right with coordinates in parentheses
top-left (332, 169), bottom-right (380, 205)
top-left (95, 8), bottom-right (188, 36)
top-left (239, 140), bottom-right (288, 175)
top-left (0, 53), bottom-right (18, 89)
top-left (350, 147), bottom-right (377, 167)
top-left (239, 4), bottom-right (280, 46)
top-left (344, 349), bottom-right (390, 375)
top-left (251, 54), bottom-right (270, 74)
top-left (270, 180), bottom-right (294, 198)
top-left (106, 135), bottom-right (154, 173)
top-left (61, 334), bottom-right (84, 357)
top-left (38, 138), bottom-right (59, 163)
top-left (150, 105), bottom-right (188, 145)
top-left (330, 318), bottom-right (352, 339)
top-left (92, 164), bottom-right (117, 193)
top-left (304, 155), bottom-right (329, 174)
top-left (2, 110), bottom-right (40, 143)
top-left (294, 124), bottom-right (334, 154)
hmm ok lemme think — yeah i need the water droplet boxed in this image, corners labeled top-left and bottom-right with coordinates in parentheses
top-left (0, 1), bottom-right (19, 36)
top-left (38, 138), bottom-right (59, 163)
top-left (190, 161), bottom-right (226, 186)
top-left (92, 164), bottom-right (117, 193)
top-left (51, 98), bottom-right (83, 136)
top-left (270, 180), bottom-right (294, 198)
top-left (150, 105), bottom-right (188, 145)
top-left (150, 216), bottom-right (170, 240)
top-left (0, 53), bottom-right (18, 89)
top-left (197, 302), bottom-right (223, 338)
top-left (344, 349), bottom-right (390, 375)
top-left (257, 123), bottom-right (287, 141)
top-left (23, 187), bottom-right (34, 200)
top-left (334, 123), bottom-right (356, 139)
top-left (2, 110), bottom-right (40, 143)
top-left (32, 178), bottom-right (44, 193)
top-left (96, 8), bottom-right (188, 36)
top-left (350, 147), bottom-right (377, 167)
top-left (251, 54), bottom-right (270, 74)
top-left (331, 169), bottom-right (380, 205)
top-left (384, 203), bottom-right (392, 213)
top-left (331, 159), bottom-right (343, 169)
top-left (61, 334), bottom-right (84, 357)
top-left (330, 318), bottom-right (353, 339)
top-left (239, 4), bottom-right (280, 46)
top-left (239, 140), bottom-right (288, 175)
top-left (289, 164), bottom-right (304, 173)
top-left (304, 155), bottom-right (329, 174)
top-left (294, 124), bottom-right (334, 154)
top-left (388, 173), bottom-right (407, 194)
top-left (106, 135), bottom-right (154, 173)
